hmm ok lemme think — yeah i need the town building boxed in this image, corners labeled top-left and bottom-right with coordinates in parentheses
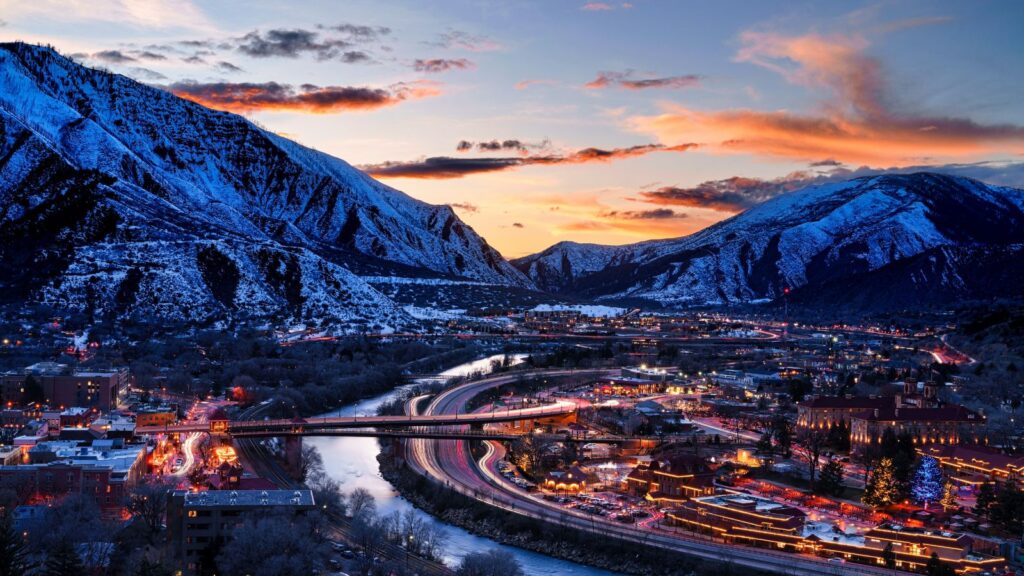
top-left (797, 380), bottom-right (945, 431)
top-left (624, 453), bottom-right (715, 503)
top-left (667, 495), bottom-right (1005, 573)
top-left (0, 363), bottom-right (128, 411)
top-left (166, 489), bottom-right (316, 573)
top-left (918, 444), bottom-right (1024, 488)
top-left (850, 405), bottom-right (985, 450)
top-left (0, 440), bottom-right (146, 517)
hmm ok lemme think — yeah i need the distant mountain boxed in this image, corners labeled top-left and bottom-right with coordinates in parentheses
top-left (514, 173), bottom-right (1024, 310)
top-left (0, 43), bottom-right (529, 328)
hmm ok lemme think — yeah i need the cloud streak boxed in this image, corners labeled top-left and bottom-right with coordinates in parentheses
top-left (429, 30), bottom-right (501, 52)
top-left (629, 28), bottom-right (1024, 165)
top-left (168, 80), bottom-right (440, 114)
top-left (362, 143), bottom-right (697, 179)
top-left (412, 58), bottom-right (474, 73)
top-left (586, 70), bottom-right (701, 90)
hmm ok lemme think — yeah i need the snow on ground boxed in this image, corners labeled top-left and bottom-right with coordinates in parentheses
top-left (530, 304), bottom-right (626, 317)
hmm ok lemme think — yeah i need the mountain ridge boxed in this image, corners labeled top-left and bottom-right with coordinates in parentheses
top-left (0, 42), bottom-right (529, 328)
top-left (513, 172), bottom-right (1024, 309)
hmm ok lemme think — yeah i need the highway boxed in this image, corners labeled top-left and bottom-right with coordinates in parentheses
top-left (404, 370), bottom-right (911, 576)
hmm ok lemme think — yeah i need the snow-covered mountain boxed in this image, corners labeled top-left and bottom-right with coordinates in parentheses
top-left (0, 43), bottom-right (529, 327)
top-left (514, 173), bottom-right (1024, 309)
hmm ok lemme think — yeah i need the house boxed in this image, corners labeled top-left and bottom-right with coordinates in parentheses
top-left (542, 466), bottom-right (588, 493)
top-left (625, 453), bottom-right (715, 503)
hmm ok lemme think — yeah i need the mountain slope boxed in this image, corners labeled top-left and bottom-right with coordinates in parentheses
top-left (0, 42), bottom-right (529, 326)
top-left (514, 173), bottom-right (1024, 309)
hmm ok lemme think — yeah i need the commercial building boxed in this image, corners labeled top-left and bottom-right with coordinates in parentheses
top-left (167, 489), bottom-right (316, 573)
top-left (0, 363), bottom-right (128, 411)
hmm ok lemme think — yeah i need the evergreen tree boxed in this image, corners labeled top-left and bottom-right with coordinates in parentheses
top-left (22, 374), bottom-right (45, 405)
top-left (991, 476), bottom-right (1024, 533)
top-left (863, 457), bottom-right (900, 507)
top-left (925, 552), bottom-right (956, 576)
top-left (0, 514), bottom-right (29, 576)
top-left (818, 458), bottom-right (845, 497)
top-left (135, 558), bottom-right (173, 576)
top-left (940, 481), bottom-right (959, 511)
top-left (911, 456), bottom-right (944, 505)
top-left (43, 540), bottom-right (84, 576)
top-left (771, 415), bottom-right (792, 458)
top-left (974, 482), bottom-right (996, 518)
top-left (882, 542), bottom-right (896, 569)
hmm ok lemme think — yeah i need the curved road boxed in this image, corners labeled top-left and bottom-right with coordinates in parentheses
top-left (405, 370), bottom-right (910, 576)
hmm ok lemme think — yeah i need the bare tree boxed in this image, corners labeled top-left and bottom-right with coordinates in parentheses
top-left (456, 549), bottom-right (525, 576)
top-left (216, 510), bottom-right (328, 576)
top-left (796, 427), bottom-right (830, 490)
top-left (127, 478), bottom-right (175, 539)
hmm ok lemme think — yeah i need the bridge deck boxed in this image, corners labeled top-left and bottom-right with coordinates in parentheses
top-left (136, 402), bottom-right (576, 435)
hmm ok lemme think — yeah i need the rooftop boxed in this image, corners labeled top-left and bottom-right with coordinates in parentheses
top-left (180, 489), bottom-right (316, 508)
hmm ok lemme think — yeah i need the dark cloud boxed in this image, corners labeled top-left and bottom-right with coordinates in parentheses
top-left (361, 143), bottom-right (697, 179)
top-left (413, 58), bottom-right (474, 73)
top-left (215, 61), bottom-right (244, 73)
top-left (168, 80), bottom-right (440, 114)
top-left (600, 208), bottom-right (684, 219)
top-left (320, 23), bottom-right (391, 42)
top-left (183, 55), bottom-right (207, 65)
top-left (428, 30), bottom-right (501, 52)
top-left (92, 50), bottom-right (137, 64)
top-left (341, 51), bottom-right (372, 64)
top-left (128, 67), bottom-right (168, 81)
top-left (236, 28), bottom-right (353, 60)
top-left (636, 174), bottom-right (818, 212)
top-left (134, 50), bottom-right (168, 61)
top-left (455, 139), bottom-right (550, 153)
top-left (585, 70), bottom-right (701, 90)
top-left (809, 159), bottom-right (844, 167)
top-left (449, 202), bottom-right (479, 213)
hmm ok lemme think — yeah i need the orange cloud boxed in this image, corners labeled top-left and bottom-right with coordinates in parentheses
top-left (362, 143), bottom-right (697, 179)
top-left (169, 80), bottom-right (440, 114)
top-left (629, 29), bottom-right (1024, 165)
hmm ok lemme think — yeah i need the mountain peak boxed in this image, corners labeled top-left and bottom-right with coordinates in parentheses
top-left (0, 41), bottom-right (529, 327)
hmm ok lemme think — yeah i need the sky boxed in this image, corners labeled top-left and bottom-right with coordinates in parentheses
top-left (2, 0), bottom-right (1023, 257)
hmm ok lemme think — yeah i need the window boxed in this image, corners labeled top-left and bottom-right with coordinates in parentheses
top-left (188, 510), bottom-right (197, 518)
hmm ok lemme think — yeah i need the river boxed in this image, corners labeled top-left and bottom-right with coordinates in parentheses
top-left (309, 354), bottom-right (620, 575)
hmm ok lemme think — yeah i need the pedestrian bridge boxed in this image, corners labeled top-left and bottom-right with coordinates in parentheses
top-left (135, 401), bottom-right (577, 436)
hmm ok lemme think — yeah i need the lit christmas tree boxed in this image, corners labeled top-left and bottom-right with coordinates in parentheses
top-left (940, 480), bottom-right (959, 511)
top-left (911, 456), bottom-right (944, 506)
top-left (864, 457), bottom-right (900, 507)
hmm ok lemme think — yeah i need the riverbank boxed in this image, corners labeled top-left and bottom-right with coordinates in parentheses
top-left (378, 445), bottom-right (766, 576)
